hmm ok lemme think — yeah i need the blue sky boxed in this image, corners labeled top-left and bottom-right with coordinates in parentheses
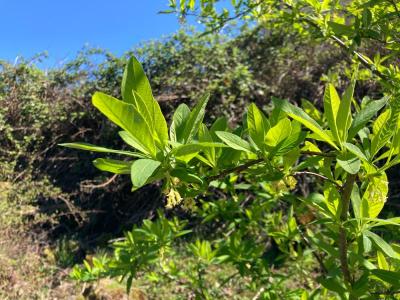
top-left (0, 1), bottom-right (189, 67)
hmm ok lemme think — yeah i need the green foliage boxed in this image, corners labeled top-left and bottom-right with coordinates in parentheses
top-left (67, 54), bottom-right (400, 299)
top-left (3, 2), bottom-right (400, 297)
top-left (71, 214), bottom-right (190, 291)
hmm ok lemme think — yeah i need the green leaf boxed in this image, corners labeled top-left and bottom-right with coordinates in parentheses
top-left (93, 158), bottom-right (131, 174)
top-left (121, 56), bottom-right (153, 105)
top-left (210, 117), bottom-right (228, 140)
top-left (247, 103), bottom-right (269, 150)
top-left (324, 183), bottom-right (341, 218)
top-left (132, 92), bottom-right (169, 148)
top-left (265, 118), bottom-right (291, 148)
top-left (327, 21), bottom-right (355, 36)
top-left (364, 231), bottom-right (400, 259)
top-left (343, 142), bottom-right (368, 162)
top-left (172, 144), bottom-right (203, 163)
top-left (118, 131), bottom-right (152, 157)
top-left (172, 142), bottom-right (225, 163)
top-left (121, 57), bottom-right (168, 148)
top-left (92, 92), bottom-right (156, 157)
top-left (182, 94), bottom-right (210, 143)
top-left (361, 173), bottom-right (388, 218)
top-left (272, 121), bottom-right (306, 156)
top-left (371, 101), bottom-right (400, 156)
top-left (151, 99), bottom-right (169, 149)
top-left (351, 183), bottom-right (361, 219)
top-left (170, 103), bottom-right (191, 143)
top-left (215, 131), bottom-right (253, 153)
top-left (170, 168), bottom-right (203, 185)
top-left (337, 152), bottom-right (360, 174)
top-left (337, 78), bottom-right (356, 142)
top-left (348, 97), bottom-right (388, 140)
top-left (371, 269), bottom-right (400, 287)
top-left (276, 99), bottom-right (338, 149)
top-left (131, 91), bottom-right (153, 129)
top-left (133, 91), bottom-right (168, 149)
top-left (59, 142), bottom-right (145, 158)
top-left (377, 251), bottom-right (389, 270)
top-left (372, 109), bottom-right (390, 135)
top-left (368, 217), bottom-right (400, 228)
top-left (323, 84), bottom-right (341, 143)
top-left (302, 99), bottom-right (322, 122)
top-left (198, 124), bottom-right (215, 166)
top-left (318, 277), bottom-right (346, 295)
top-left (130, 159), bottom-right (161, 188)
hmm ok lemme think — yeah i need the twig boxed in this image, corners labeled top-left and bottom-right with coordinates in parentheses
top-left (287, 4), bottom-right (393, 85)
top-left (80, 174), bottom-right (118, 190)
top-left (338, 174), bottom-right (356, 286)
top-left (219, 271), bottom-right (240, 288)
top-left (293, 171), bottom-right (342, 189)
top-left (301, 151), bottom-right (336, 157)
top-left (296, 221), bottom-right (328, 274)
top-left (57, 195), bottom-right (83, 226)
top-left (199, 0), bottom-right (265, 35)
top-left (207, 158), bottom-right (264, 181)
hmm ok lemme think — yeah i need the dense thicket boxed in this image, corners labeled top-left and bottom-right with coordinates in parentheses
top-left (0, 26), bottom-right (382, 248)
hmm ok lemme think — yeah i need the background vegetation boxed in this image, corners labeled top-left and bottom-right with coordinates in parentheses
top-left (1, 5), bottom-right (399, 297)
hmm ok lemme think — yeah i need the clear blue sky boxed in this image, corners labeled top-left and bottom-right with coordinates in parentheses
top-left (0, 1), bottom-right (187, 67)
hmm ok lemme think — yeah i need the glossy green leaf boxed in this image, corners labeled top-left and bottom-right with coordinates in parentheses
top-left (172, 142), bottom-right (225, 163)
top-left (182, 94), bottom-right (209, 143)
top-left (170, 103), bottom-right (191, 143)
top-left (302, 99), bottom-right (322, 123)
top-left (209, 117), bottom-right (228, 150)
top-left (273, 121), bottom-right (306, 155)
top-left (172, 144), bottom-right (203, 163)
top-left (371, 269), bottom-right (400, 287)
top-left (337, 78), bottom-right (355, 142)
top-left (371, 101), bottom-right (400, 156)
top-left (337, 152), bottom-right (360, 174)
top-left (265, 118), bottom-right (291, 148)
top-left (364, 231), bottom-right (400, 259)
top-left (118, 131), bottom-right (152, 157)
top-left (327, 21), bottom-right (355, 36)
top-left (372, 109), bottom-right (390, 135)
top-left (198, 124), bottom-right (215, 166)
top-left (367, 217), bottom-right (400, 228)
top-left (361, 173), bottom-right (388, 218)
top-left (130, 159), bottom-right (161, 188)
top-left (151, 99), bottom-right (169, 148)
top-left (92, 92), bottom-right (156, 157)
top-left (247, 103), bottom-right (269, 150)
top-left (343, 142), bottom-right (368, 162)
top-left (121, 56), bottom-right (153, 105)
top-left (121, 57), bottom-right (168, 147)
top-left (59, 142), bottom-right (145, 158)
top-left (318, 277), bottom-right (346, 295)
top-left (93, 158), bottom-right (131, 174)
top-left (377, 251), bottom-right (389, 270)
top-left (276, 99), bottom-right (338, 149)
top-left (215, 131), bottom-right (253, 153)
top-left (170, 168), bottom-right (203, 185)
top-left (324, 84), bottom-right (341, 143)
top-left (132, 92), bottom-right (169, 148)
top-left (351, 183), bottom-right (361, 219)
top-left (324, 183), bottom-right (341, 218)
top-left (348, 97), bottom-right (388, 140)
